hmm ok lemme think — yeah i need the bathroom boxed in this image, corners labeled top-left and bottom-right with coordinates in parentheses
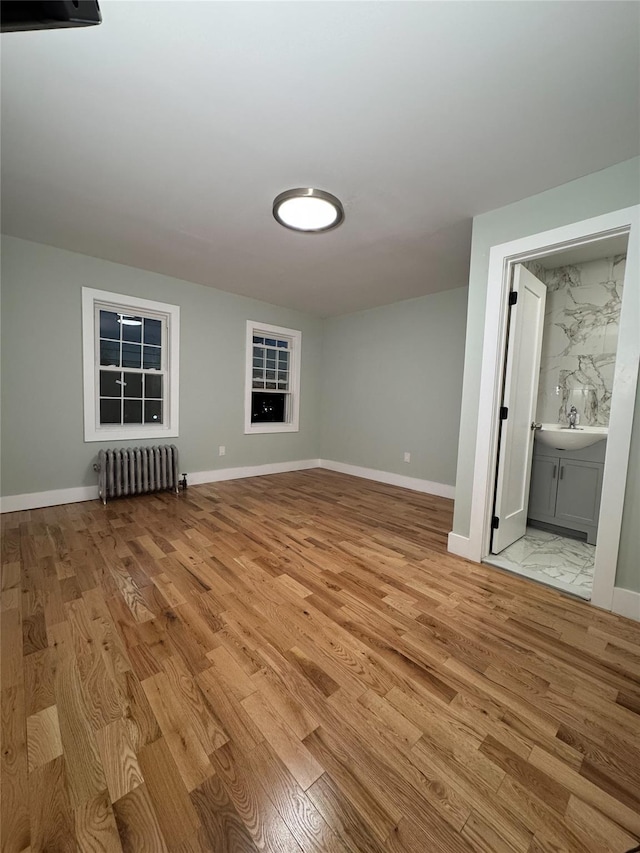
top-left (485, 237), bottom-right (628, 600)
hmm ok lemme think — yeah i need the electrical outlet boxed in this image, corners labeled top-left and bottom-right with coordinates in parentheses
top-left (219, 445), bottom-right (226, 456)
top-left (403, 452), bottom-right (411, 463)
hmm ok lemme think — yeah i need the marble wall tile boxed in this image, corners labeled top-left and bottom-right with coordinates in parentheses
top-left (558, 353), bottom-right (616, 426)
top-left (533, 256), bottom-right (625, 426)
top-left (543, 264), bottom-right (582, 293)
top-left (537, 358), bottom-right (563, 424)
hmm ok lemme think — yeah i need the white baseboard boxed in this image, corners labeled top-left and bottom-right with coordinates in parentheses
top-left (0, 459), bottom-right (322, 513)
top-left (612, 587), bottom-right (640, 622)
top-left (318, 459), bottom-right (455, 500)
top-left (189, 458), bottom-right (321, 486)
top-left (447, 531), bottom-right (478, 561)
top-left (0, 485), bottom-right (100, 514)
top-left (0, 457), bottom-right (454, 513)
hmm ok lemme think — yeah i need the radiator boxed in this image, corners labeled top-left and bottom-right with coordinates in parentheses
top-left (94, 445), bottom-right (180, 505)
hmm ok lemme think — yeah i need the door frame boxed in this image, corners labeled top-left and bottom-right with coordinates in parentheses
top-left (465, 205), bottom-right (639, 612)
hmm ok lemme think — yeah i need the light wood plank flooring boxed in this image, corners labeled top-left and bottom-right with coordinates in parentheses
top-left (2, 469), bottom-right (639, 852)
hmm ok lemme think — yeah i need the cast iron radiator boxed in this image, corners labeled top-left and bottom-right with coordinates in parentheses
top-left (94, 445), bottom-right (180, 505)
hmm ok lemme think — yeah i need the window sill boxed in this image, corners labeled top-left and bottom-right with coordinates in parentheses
top-left (84, 425), bottom-right (179, 443)
top-left (244, 423), bottom-right (299, 435)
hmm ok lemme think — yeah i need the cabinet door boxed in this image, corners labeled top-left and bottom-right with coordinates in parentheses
top-left (528, 454), bottom-right (559, 519)
top-left (555, 459), bottom-right (603, 527)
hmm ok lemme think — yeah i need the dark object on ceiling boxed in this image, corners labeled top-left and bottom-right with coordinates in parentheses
top-left (1, 1), bottom-right (101, 33)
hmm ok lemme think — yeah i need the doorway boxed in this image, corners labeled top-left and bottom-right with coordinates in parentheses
top-left (462, 206), bottom-right (639, 613)
top-left (485, 244), bottom-right (628, 600)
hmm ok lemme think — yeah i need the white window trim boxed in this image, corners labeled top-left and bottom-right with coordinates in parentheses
top-left (82, 287), bottom-right (180, 442)
top-left (245, 320), bottom-right (301, 434)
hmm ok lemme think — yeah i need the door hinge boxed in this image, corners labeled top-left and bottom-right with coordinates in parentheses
top-left (492, 516), bottom-right (500, 530)
top-left (509, 291), bottom-right (518, 306)
top-left (500, 406), bottom-right (508, 420)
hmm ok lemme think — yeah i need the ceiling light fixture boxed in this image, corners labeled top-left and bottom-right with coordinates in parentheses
top-left (273, 188), bottom-right (344, 233)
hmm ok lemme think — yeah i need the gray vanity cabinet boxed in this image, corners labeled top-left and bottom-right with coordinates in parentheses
top-left (528, 447), bottom-right (604, 545)
top-left (529, 455), bottom-right (558, 518)
top-left (555, 459), bottom-right (603, 532)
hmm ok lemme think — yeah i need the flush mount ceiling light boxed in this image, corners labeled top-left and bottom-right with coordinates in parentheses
top-left (273, 188), bottom-right (344, 233)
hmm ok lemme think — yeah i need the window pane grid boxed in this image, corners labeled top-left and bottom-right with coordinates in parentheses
top-left (98, 370), bottom-right (164, 425)
top-left (251, 338), bottom-right (290, 390)
top-left (97, 308), bottom-right (165, 426)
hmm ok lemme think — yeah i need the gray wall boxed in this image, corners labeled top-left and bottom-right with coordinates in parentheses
top-left (1, 236), bottom-right (468, 498)
top-left (452, 157), bottom-right (640, 592)
top-left (0, 236), bottom-right (323, 495)
top-left (320, 288), bottom-right (468, 486)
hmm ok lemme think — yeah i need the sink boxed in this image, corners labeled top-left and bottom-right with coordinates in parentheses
top-left (535, 423), bottom-right (608, 451)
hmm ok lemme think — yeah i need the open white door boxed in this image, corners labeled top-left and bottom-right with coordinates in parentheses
top-left (492, 265), bottom-right (546, 553)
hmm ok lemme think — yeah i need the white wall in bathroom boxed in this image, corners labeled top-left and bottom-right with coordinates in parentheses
top-left (533, 255), bottom-right (626, 426)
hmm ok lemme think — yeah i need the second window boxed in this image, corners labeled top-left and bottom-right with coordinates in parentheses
top-left (245, 321), bottom-right (301, 433)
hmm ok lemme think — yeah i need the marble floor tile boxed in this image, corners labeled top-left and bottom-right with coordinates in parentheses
top-left (483, 527), bottom-right (595, 600)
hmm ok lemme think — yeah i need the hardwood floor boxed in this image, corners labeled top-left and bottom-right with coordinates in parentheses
top-left (2, 469), bottom-right (639, 853)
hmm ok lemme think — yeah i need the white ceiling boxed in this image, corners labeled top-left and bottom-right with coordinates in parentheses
top-left (1, 1), bottom-right (638, 317)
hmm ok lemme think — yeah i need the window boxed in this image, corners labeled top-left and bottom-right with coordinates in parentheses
top-left (82, 288), bottom-right (179, 442)
top-left (245, 321), bottom-right (301, 433)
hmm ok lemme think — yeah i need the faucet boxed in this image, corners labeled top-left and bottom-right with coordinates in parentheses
top-left (568, 406), bottom-right (579, 429)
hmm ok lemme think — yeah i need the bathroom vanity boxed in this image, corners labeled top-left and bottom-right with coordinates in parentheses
top-left (528, 438), bottom-right (606, 545)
